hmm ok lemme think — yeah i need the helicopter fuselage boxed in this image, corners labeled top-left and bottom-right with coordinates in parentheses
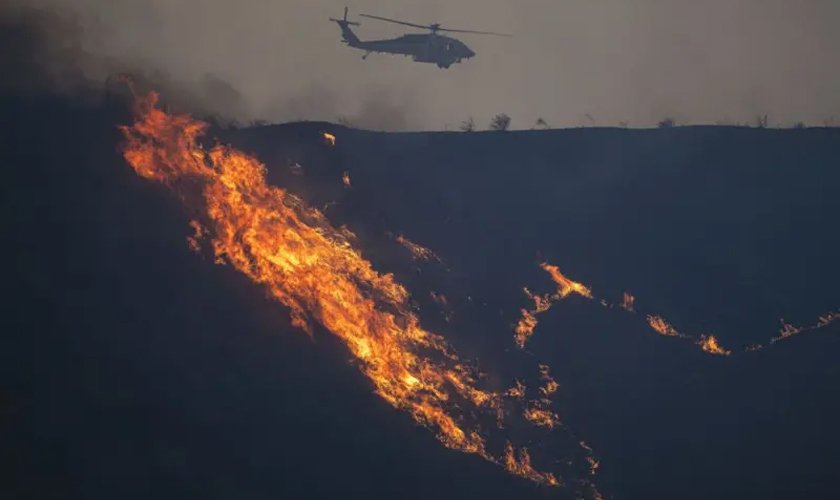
top-left (335, 22), bottom-right (475, 68)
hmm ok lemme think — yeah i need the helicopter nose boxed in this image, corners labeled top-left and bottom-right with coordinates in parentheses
top-left (466, 48), bottom-right (475, 58)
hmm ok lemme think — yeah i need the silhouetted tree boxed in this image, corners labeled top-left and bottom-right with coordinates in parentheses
top-left (459, 117), bottom-right (475, 132)
top-left (754, 114), bottom-right (769, 128)
top-left (793, 122), bottom-right (805, 129)
top-left (534, 117), bottom-right (549, 129)
top-left (490, 113), bottom-right (511, 131)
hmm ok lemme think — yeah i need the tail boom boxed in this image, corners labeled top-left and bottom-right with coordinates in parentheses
top-left (330, 7), bottom-right (361, 46)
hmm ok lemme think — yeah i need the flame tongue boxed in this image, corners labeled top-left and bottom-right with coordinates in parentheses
top-left (120, 92), bottom-right (563, 486)
top-left (513, 264), bottom-right (592, 349)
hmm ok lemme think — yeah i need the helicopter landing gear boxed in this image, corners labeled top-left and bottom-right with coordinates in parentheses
top-left (362, 52), bottom-right (370, 60)
top-left (437, 63), bottom-right (451, 69)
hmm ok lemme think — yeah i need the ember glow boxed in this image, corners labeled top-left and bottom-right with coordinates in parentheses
top-left (539, 363), bottom-right (560, 397)
top-left (342, 170), bottom-right (351, 188)
top-left (394, 233), bottom-right (441, 262)
top-left (322, 131), bottom-right (336, 146)
top-left (523, 364), bottom-right (561, 429)
top-left (771, 310), bottom-right (840, 344)
top-left (504, 380), bottom-right (526, 399)
top-left (513, 309), bottom-right (539, 349)
top-left (621, 292), bottom-right (635, 312)
top-left (119, 92), bottom-right (576, 488)
top-left (503, 443), bottom-right (560, 486)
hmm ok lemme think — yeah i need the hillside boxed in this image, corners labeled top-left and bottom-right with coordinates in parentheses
top-left (5, 91), bottom-right (840, 500)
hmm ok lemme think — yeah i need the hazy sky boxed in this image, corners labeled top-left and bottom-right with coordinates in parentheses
top-left (19, 0), bottom-right (840, 129)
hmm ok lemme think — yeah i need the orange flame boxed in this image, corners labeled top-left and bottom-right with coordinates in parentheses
top-left (697, 335), bottom-right (731, 356)
top-left (771, 310), bottom-right (840, 344)
top-left (342, 171), bottom-right (351, 188)
top-left (503, 443), bottom-right (560, 486)
top-left (523, 405), bottom-right (560, 429)
top-left (523, 365), bottom-right (561, 429)
top-left (539, 363), bottom-right (560, 397)
top-left (120, 92), bottom-right (565, 486)
top-left (530, 289), bottom-right (554, 313)
top-left (541, 263), bottom-right (593, 299)
top-left (646, 315), bottom-right (681, 337)
top-left (322, 132), bottom-right (336, 146)
top-left (504, 380), bottom-right (526, 399)
top-left (513, 265), bottom-right (592, 348)
top-left (513, 288), bottom-right (554, 348)
top-left (514, 308), bottom-right (539, 349)
top-left (648, 315), bottom-right (732, 355)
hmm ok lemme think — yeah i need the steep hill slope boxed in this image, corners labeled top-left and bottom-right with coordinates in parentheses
top-left (5, 90), bottom-right (840, 500)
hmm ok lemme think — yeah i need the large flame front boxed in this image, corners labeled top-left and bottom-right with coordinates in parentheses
top-left (120, 92), bottom-right (572, 488)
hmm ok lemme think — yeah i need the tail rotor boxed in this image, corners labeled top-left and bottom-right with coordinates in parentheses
top-left (330, 6), bottom-right (360, 26)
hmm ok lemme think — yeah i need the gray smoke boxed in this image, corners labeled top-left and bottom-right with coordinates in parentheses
top-left (7, 0), bottom-right (840, 129)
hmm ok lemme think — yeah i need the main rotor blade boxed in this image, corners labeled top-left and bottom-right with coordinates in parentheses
top-left (360, 12), bottom-right (512, 37)
top-left (359, 13), bottom-right (431, 30)
top-left (438, 27), bottom-right (512, 37)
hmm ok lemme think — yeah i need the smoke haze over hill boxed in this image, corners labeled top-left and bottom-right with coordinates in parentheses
top-left (6, 0), bottom-right (840, 129)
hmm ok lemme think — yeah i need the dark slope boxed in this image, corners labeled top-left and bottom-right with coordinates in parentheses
top-left (4, 88), bottom-right (839, 500)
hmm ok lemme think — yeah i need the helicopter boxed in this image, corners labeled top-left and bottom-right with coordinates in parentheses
top-left (329, 7), bottom-right (510, 69)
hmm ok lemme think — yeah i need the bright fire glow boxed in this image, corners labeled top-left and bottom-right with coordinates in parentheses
top-left (541, 263), bottom-right (593, 299)
top-left (322, 132), bottom-right (336, 146)
top-left (646, 315), bottom-right (681, 337)
top-left (523, 405), bottom-right (560, 429)
top-left (513, 264), bottom-right (592, 349)
top-left (120, 92), bottom-right (566, 487)
top-left (342, 170), bottom-right (351, 188)
top-left (697, 334), bottom-right (731, 356)
top-left (514, 309), bottom-right (538, 348)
